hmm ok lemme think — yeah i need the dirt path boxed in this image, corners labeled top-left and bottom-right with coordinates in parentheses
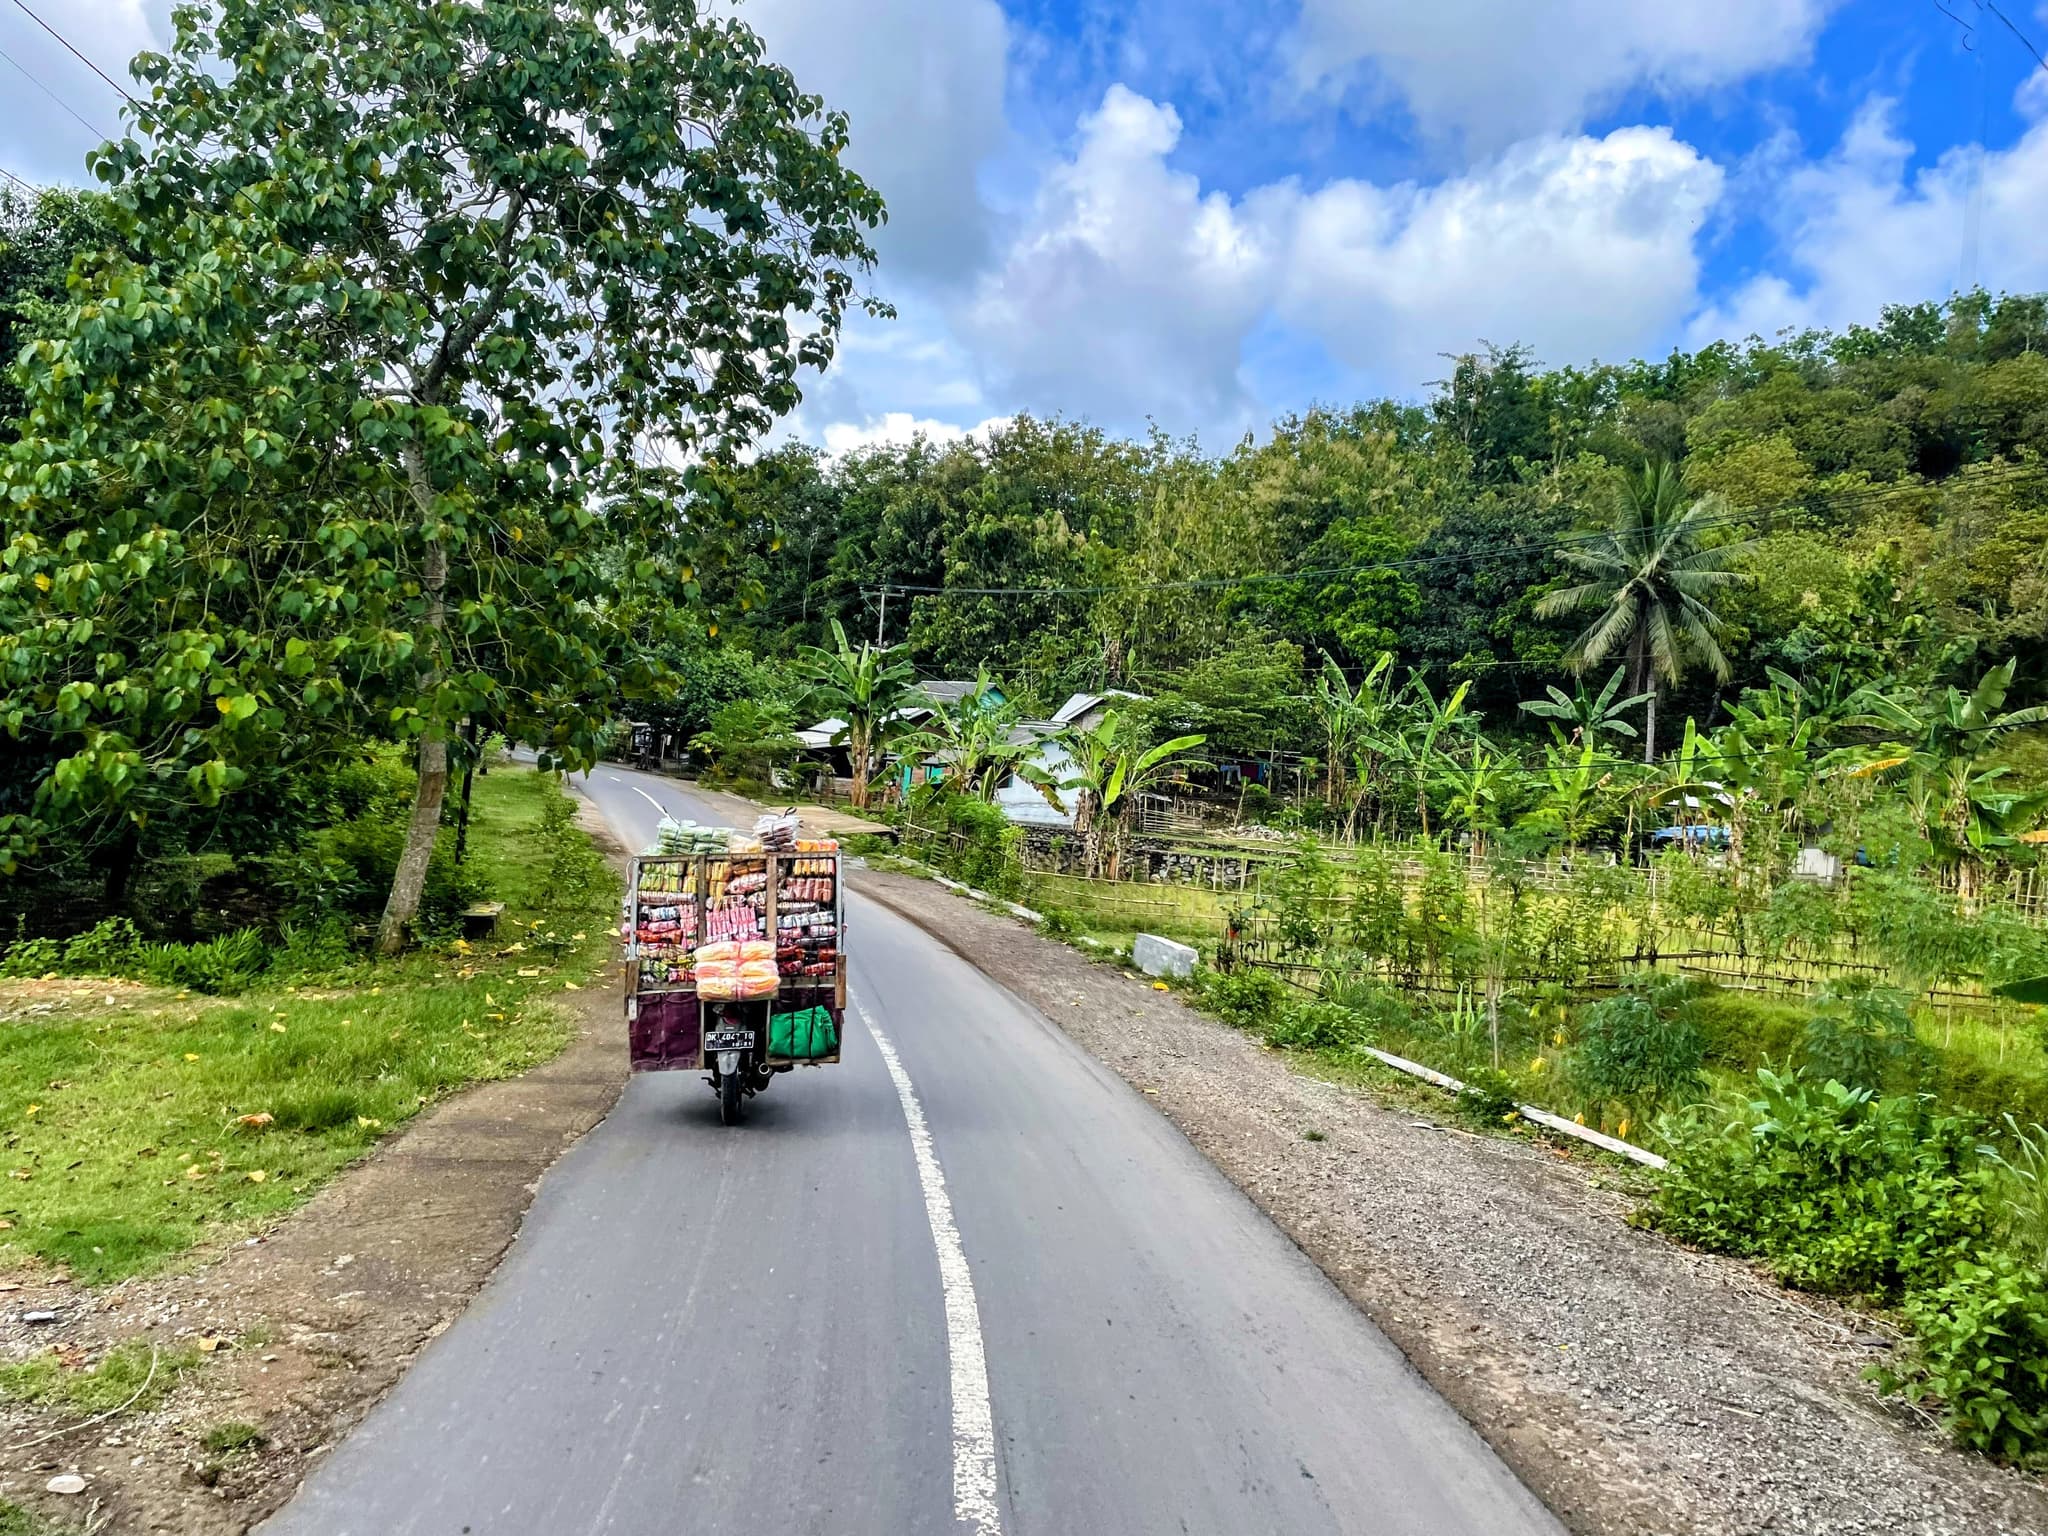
top-left (850, 866), bottom-right (2048, 1536)
top-left (0, 805), bottom-right (631, 1534)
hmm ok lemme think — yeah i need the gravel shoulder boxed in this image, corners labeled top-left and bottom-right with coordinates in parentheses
top-left (851, 865), bottom-right (2048, 1536)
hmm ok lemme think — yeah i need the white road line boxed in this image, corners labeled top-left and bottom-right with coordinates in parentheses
top-left (856, 998), bottom-right (1002, 1535)
top-left (629, 784), bottom-right (670, 818)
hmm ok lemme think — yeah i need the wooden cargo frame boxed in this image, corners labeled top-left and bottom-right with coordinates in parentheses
top-left (624, 851), bottom-right (847, 1071)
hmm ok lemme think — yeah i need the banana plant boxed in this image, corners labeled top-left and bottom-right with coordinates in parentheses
top-left (897, 666), bottom-right (1028, 802)
top-left (1518, 666), bottom-right (1653, 749)
top-left (1535, 740), bottom-right (1613, 854)
top-left (1038, 709), bottom-right (1206, 877)
top-left (1311, 652), bottom-right (1394, 811)
top-left (1856, 658), bottom-right (2048, 895)
top-left (1434, 741), bottom-right (1517, 861)
top-left (793, 619), bottom-right (917, 809)
top-left (1363, 673), bottom-right (1473, 838)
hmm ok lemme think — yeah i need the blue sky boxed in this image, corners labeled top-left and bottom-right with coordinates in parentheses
top-left (8, 2), bottom-right (2048, 451)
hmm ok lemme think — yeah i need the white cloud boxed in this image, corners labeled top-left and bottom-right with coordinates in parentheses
top-left (818, 412), bottom-right (1009, 457)
top-left (959, 85), bottom-right (1282, 436)
top-left (953, 86), bottom-right (1724, 427)
top-left (738, 0), bottom-right (1009, 285)
top-left (1291, 0), bottom-right (1845, 150)
top-left (1688, 89), bottom-right (2048, 346)
top-left (1277, 127), bottom-right (1724, 389)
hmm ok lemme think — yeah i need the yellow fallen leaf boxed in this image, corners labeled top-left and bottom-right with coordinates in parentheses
top-left (1151, 981), bottom-right (1169, 991)
top-left (244, 1170), bottom-right (267, 1183)
top-left (236, 1112), bottom-right (274, 1130)
top-left (0, 1218), bottom-right (12, 1229)
top-left (517, 967), bottom-right (541, 978)
top-left (357, 1116), bottom-right (382, 1130)
top-left (562, 982), bottom-right (581, 992)
top-left (269, 1023), bottom-right (286, 1033)
top-left (184, 1053), bottom-right (200, 1062)
top-left (486, 1012), bottom-right (507, 1022)
top-left (572, 932), bottom-right (586, 941)
top-left (25, 1105), bottom-right (39, 1117)
top-left (371, 987), bottom-right (382, 995)
top-left (184, 1165), bottom-right (205, 1180)
top-left (197, 1336), bottom-right (223, 1352)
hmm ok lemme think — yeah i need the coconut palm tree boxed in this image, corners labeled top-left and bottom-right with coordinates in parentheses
top-left (792, 619), bottom-right (916, 810)
top-left (1536, 462), bottom-right (1755, 762)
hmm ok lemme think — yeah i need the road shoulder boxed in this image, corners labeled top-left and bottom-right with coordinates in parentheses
top-left (0, 802), bottom-right (631, 1535)
top-left (851, 865), bottom-right (2048, 1536)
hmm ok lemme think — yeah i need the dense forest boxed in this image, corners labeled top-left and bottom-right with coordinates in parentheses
top-left (666, 294), bottom-right (2048, 772)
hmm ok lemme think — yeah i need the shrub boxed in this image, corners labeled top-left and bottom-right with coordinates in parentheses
top-left (61, 916), bottom-right (144, 975)
top-left (1263, 1000), bottom-right (1376, 1052)
top-left (938, 795), bottom-right (1022, 900)
top-left (1800, 977), bottom-right (1923, 1092)
top-left (0, 926), bottom-right (62, 979)
top-left (1197, 967), bottom-right (1288, 1030)
top-left (1456, 1065), bottom-right (1523, 1127)
top-left (137, 929), bottom-right (273, 996)
top-left (1574, 972), bottom-right (1706, 1110)
top-left (1891, 1253), bottom-right (2048, 1465)
top-left (537, 781), bottom-right (610, 911)
top-left (1648, 1070), bottom-right (1995, 1299)
top-left (287, 819), bottom-right (487, 930)
top-left (1035, 905), bottom-right (1080, 940)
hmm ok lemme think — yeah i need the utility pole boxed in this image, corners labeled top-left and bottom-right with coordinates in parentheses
top-left (875, 584), bottom-right (888, 646)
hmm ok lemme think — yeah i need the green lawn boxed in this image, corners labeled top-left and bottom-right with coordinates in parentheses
top-left (0, 769), bottom-right (618, 1284)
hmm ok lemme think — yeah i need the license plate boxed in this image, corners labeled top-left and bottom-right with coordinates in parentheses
top-left (705, 1027), bottom-right (754, 1052)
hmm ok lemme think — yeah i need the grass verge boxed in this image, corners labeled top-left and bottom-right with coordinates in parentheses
top-left (0, 1339), bottom-right (203, 1415)
top-left (0, 768), bottom-right (618, 1284)
top-left (0, 1502), bottom-right (65, 1536)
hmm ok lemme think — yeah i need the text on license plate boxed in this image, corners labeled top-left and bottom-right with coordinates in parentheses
top-left (705, 1028), bottom-right (754, 1052)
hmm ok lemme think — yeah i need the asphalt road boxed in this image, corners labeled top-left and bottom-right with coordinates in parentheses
top-left (260, 765), bottom-right (1562, 1536)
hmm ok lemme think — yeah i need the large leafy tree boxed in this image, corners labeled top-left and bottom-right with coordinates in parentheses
top-left (0, 187), bottom-right (122, 435)
top-left (1537, 462), bottom-right (1755, 761)
top-left (0, 0), bottom-right (884, 949)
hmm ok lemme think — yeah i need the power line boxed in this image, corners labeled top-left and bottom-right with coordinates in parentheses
top-left (0, 40), bottom-right (113, 141)
top-left (1976, 0), bottom-right (2048, 75)
top-left (7, 0), bottom-right (139, 106)
top-left (0, 163), bottom-right (38, 194)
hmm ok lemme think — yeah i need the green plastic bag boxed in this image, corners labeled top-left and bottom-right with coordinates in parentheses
top-left (769, 1006), bottom-right (839, 1060)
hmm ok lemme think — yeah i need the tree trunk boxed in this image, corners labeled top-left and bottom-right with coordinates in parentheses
top-left (1644, 685), bottom-right (1658, 765)
top-left (453, 721), bottom-right (479, 866)
top-left (377, 443), bottom-right (452, 956)
top-left (849, 724), bottom-right (871, 810)
top-left (102, 818), bottom-right (142, 908)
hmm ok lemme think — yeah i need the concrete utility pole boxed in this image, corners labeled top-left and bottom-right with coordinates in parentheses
top-left (875, 585), bottom-right (888, 646)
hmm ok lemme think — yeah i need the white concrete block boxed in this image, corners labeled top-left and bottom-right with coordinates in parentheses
top-left (1133, 933), bottom-right (1197, 980)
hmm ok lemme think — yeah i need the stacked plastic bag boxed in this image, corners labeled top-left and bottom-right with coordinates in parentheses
top-left (756, 810), bottom-right (800, 852)
top-left (649, 817), bottom-right (732, 857)
top-left (693, 938), bottom-right (780, 1000)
